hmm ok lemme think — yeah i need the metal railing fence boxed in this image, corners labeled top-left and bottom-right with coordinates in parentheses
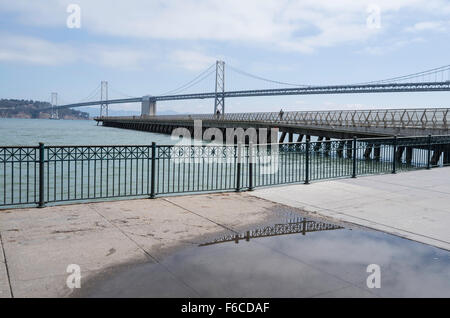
top-left (1, 135), bottom-right (450, 208)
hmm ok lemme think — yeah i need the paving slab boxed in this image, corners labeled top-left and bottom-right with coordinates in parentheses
top-left (252, 167), bottom-right (450, 251)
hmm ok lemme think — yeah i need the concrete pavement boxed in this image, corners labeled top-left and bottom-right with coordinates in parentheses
top-left (0, 167), bottom-right (449, 297)
top-left (253, 167), bottom-right (450, 251)
top-left (0, 193), bottom-right (302, 297)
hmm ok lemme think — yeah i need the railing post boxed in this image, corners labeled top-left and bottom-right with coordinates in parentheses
top-left (352, 136), bottom-right (357, 178)
top-left (427, 134), bottom-right (432, 170)
top-left (248, 143), bottom-right (254, 191)
top-left (304, 138), bottom-right (310, 184)
top-left (38, 142), bottom-right (45, 208)
top-left (392, 135), bottom-right (397, 174)
top-left (150, 142), bottom-right (156, 198)
top-left (236, 143), bottom-right (242, 192)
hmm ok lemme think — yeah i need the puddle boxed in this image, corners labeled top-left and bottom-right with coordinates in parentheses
top-left (77, 215), bottom-right (450, 298)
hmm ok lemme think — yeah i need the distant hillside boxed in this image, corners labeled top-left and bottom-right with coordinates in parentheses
top-left (0, 99), bottom-right (89, 120)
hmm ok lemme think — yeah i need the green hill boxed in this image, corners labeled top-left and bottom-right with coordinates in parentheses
top-left (0, 99), bottom-right (89, 120)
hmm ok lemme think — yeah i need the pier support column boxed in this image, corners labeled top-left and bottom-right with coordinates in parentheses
top-left (443, 145), bottom-right (450, 165)
top-left (374, 145), bottom-right (381, 161)
top-left (395, 146), bottom-right (405, 162)
top-left (297, 134), bottom-right (304, 142)
top-left (431, 147), bottom-right (442, 166)
top-left (288, 132), bottom-right (293, 143)
top-left (141, 96), bottom-right (157, 117)
top-left (268, 128), bottom-right (278, 144)
top-left (314, 136), bottom-right (324, 152)
top-left (364, 143), bottom-right (373, 160)
top-left (337, 140), bottom-right (345, 158)
top-left (324, 137), bottom-right (331, 156)
top-left (279, 131), bottom-right (287, 143)
top-left (405, 147), bottom-right (413, 165)
top-left (346, 140), bottom-right (353, 158)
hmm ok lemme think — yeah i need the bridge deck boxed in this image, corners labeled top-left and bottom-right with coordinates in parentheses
top-left (45, 81), bottom-right (450, 111)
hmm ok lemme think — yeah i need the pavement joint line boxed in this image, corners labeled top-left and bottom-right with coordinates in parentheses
top-left (87, 204), bottom-right (159, 263)
top-left (249, 194), bottom-right (450, 249)
top-left (0, 231), bottom-right (13, 298)
top-left (163, 198), bottom-right (239, 234)
top-left (87, 203), bottom-right (202, 297)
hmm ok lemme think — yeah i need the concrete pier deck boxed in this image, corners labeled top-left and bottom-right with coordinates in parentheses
top-left (0, 168), bottom-right (449, 297)
top-left (253, 167), bottom-right (450, 251)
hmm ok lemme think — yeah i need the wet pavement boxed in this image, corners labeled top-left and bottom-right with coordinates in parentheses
top-left (78, 215), bottom-right (450, 298)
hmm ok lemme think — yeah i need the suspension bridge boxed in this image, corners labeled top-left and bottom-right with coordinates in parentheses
top-left (45, 62), bottom-right (450, 118)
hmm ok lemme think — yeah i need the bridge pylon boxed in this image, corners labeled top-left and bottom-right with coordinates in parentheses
top-left (50, 92), bottom-right (58, 119)
top-left (100, 81), bottom-right (108, 117)
top-left (214, 60), bottom-right (225, 116)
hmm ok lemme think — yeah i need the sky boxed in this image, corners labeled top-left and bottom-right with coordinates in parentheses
top-left (1, 0), bottom-right (450, 115)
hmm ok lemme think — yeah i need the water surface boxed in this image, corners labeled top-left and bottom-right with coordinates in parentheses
top-left (0, 118), bottom-right (178, 146)
top-left (78, 214), bottom-right (450, 298)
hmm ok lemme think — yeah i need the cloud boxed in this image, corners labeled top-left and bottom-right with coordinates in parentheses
top-left (2, 0), bottom-right (450, 55)
top-left (170, 50), bottom-right (217, 71)
top-left (0, 33), bottom-right (152, 69)
top-left (0, 34), bottom-right (77, 65)
top-left (405, 21), bottom-right (449, 33)
top-left (92, 46), bottom-right (151, 70)
top-left (361, 37), bottom-right (425, 55)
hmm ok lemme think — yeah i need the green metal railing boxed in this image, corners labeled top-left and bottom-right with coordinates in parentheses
top-left (1, 135), bottom-right (450, 208)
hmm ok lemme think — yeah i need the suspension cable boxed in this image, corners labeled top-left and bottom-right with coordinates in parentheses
top-left (109, 86), bottom-right (138, 99)
top-left (227, 65), bottom-right (310, 87)
top-left (354, 65), bottom-right (450, 85)
top-left (160, 63), bottom-right (216, 96)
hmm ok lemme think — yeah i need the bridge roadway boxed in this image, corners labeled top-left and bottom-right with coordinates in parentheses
top-left (43, 80), bottom-right (450, 112)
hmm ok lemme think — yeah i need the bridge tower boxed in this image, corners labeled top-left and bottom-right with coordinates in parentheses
top-left (100, 81), bottom-right (108, 117)
top-left (51, 92), bottom-right (58, 119)
top-left (214, 60), bottom-right (225, 116)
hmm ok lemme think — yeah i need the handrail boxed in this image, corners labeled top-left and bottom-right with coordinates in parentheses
top-left (96, 108), bottom-right (450, 130)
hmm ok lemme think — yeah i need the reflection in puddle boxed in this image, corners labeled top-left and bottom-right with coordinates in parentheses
top-left (200, 217), bottom-right (343, 246)
top-left (79, 215), bottom-right (450, 298)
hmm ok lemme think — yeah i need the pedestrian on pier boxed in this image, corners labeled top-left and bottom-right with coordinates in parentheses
top-left (279, 109), bottom-right (284, 121)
